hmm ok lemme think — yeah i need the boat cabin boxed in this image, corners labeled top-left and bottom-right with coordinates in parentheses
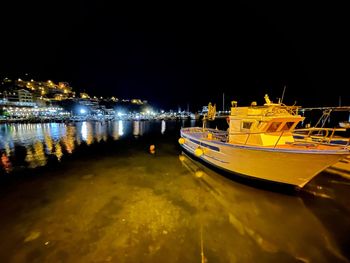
top-left (228, 98), bottom-right (304, 146)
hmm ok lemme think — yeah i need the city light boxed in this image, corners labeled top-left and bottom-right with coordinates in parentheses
top-left (0, 76), bottom-right (183, 122)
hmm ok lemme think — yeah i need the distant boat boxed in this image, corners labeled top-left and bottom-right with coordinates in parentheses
top-left (339, 121), bottom-right (350, 129)
top-left (178, 95), bottom-right (350, 189)
top-left (190, 113), bottom-right (200, 120)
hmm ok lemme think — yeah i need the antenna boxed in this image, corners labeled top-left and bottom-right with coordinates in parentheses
top-left (222, 93), bottom-right (225, 112)
top-left (281, 85), bottom-right (286, 104)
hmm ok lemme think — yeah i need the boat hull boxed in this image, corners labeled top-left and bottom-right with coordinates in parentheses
top-left (180, 130), bottom-right (349, 188)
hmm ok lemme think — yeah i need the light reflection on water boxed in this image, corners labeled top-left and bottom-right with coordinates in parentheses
top-left (118, 120), bottom-right (124, 136)
top-left (0, 120), bottom-right (174, 173)
top-left (133, 121), bottom-right (140, 137)
top-left (161, 120), bottom-right (166, 134)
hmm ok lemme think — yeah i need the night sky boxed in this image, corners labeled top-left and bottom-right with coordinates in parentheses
top-left (1, 2), bottom-right (349, 110)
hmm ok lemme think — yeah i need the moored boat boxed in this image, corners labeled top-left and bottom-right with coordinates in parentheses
top-left (178, 95), bottom-right (350, 189)
top-left (339, 121), bottom-right (350, 129)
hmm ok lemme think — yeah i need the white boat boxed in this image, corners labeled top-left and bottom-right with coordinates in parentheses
top-left (178, 95), bottom-right (350, 189)
top-left (339, 121), bottom-right (350, 129)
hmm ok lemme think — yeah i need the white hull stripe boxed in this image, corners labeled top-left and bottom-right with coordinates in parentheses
top-left (183, 135), bottom-right (221, 152)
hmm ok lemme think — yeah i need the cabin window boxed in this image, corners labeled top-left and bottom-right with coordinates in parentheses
top-left (257, 121), bottom-right (265, 128)
top-left (281, 122), bottom-right (295, 131)
top-left (266, 122), bottom-right (282, 132)
top-left (242, 121), bottom-right (253, 129)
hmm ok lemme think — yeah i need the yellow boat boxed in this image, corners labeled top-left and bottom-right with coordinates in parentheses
top-left (179, 95), bottom-right (350, 189)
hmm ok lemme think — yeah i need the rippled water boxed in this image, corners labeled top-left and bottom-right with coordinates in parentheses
top-left (0, 120), bottom-right (187, 173)
top-left (0, 120), bottom-right (349, 263)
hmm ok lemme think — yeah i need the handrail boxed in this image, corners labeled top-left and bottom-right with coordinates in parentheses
top-left (295, 127), bottom-right (347, 132)
top-left (228, 130), bottom-right (290, 136)
top-left (328, 128), bottom-right (336, 143)
top-left (244, 133), bottom-right (251, 145)
top-left (274, 130), bottom-right (285, 148)
top-left (293, 127), bottom-right (349, 144)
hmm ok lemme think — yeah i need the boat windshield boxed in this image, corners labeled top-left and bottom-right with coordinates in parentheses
top-left (266, 122), bottom-right (282, 132)
top-left (281, 121), bottom-right (295, 131)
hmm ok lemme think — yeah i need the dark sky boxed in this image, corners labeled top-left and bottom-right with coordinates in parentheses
top-left (0, 1), bottom-right (349, 110)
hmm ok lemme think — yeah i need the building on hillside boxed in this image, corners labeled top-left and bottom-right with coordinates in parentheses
top-left (18, 89), bottom-right (33, 103)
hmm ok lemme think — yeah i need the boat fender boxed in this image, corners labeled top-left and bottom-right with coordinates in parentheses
top-left (178, 138), bottom-right (186, 144)
top-left (149, 145), bottom-right (156, 154)
top-left (194, 148), bottom-right (204, 157)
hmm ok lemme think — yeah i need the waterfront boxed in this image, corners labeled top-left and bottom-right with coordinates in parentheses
top-left (0, 120), bottom-right (350, 262)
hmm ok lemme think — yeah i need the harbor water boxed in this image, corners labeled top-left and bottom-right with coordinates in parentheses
top-left (0, 120), bottom-right (349, 262)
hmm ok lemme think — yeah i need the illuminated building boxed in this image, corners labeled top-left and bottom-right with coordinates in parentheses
top-left (18, 89), bottom-right (33, 103)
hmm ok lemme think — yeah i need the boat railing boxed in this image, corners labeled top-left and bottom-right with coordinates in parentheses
top-left (228, 130), bottom-right (350, 149)
top-left (203, 128), bottom-right (228, 142)
top-left (293, 127), bottom-right (349, 145)
top-left (182, 127), bottom-right (228, 142)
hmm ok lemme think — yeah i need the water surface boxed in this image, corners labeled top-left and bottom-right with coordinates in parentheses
top-left (0, 120), bottom-right (349, 263)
